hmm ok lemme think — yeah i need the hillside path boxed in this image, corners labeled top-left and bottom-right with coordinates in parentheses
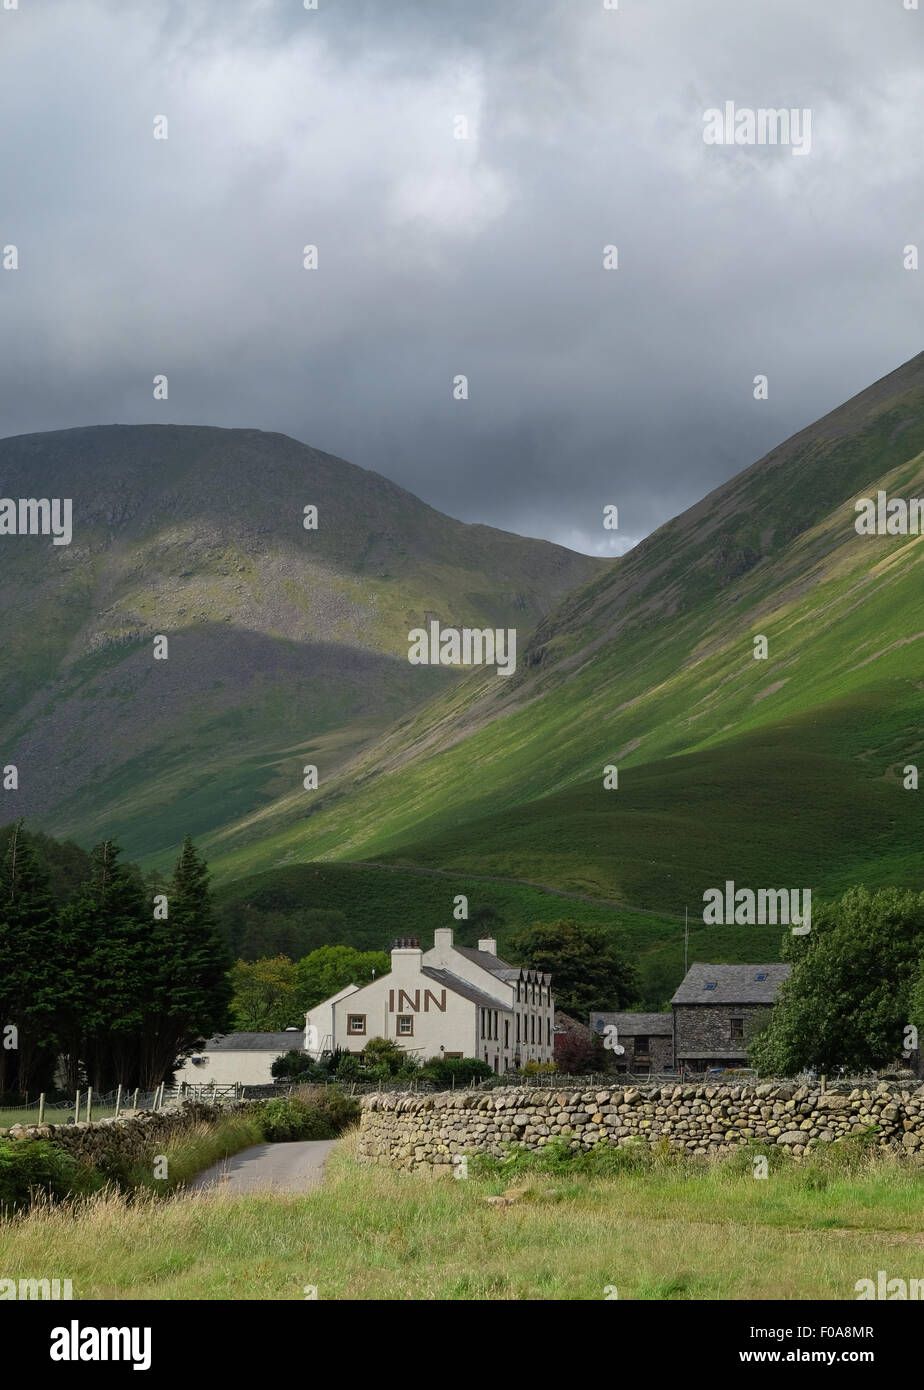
top-left (187, 1140), bottom-right (336, 1194)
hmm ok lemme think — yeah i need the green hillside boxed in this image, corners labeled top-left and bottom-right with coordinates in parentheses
top-left (211, 860), bottom-right (786, 1008)
top-left (204, 353), bottom-right (924, 903)
top-left (0, 424), bottom-right (601, 861)
top-left (4, 353), bottom-right (923, 960)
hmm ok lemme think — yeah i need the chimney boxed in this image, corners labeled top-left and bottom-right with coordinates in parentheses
top-left (432, 927), bottom-right (453, 957)
top-left (478, 937), bottom-right (497, 956)
top-left (390, 936), bottom-right (423, 975)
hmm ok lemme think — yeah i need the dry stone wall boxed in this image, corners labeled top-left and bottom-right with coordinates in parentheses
top-left (360, 1082), bottom-right (924, 1169)
top-left (0, 1100), bottom-right (261, 1168)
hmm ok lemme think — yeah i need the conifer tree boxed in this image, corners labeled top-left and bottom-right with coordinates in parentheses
top-left (0, 822), bottom-right (61, 1093)
top-left (138, 837), bottom-right (232, 1088)
top-left (57, 840), bottom-right (150, 1089)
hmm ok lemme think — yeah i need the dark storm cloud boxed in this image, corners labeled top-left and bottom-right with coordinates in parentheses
top-left (0, 0), bottom-right (921, 554)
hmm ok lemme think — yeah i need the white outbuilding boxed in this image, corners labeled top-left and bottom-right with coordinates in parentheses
top-left (174, 1030), bottom-right (304, 1087)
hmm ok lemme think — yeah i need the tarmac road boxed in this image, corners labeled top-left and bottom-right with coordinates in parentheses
top-left (187, 1139), bottom-right (337, 1194)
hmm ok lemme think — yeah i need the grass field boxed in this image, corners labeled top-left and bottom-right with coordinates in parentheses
top-left (0, 1107), bottom-right (119, 1129)
top-left (4, 1131), bottom-right (923, 1300)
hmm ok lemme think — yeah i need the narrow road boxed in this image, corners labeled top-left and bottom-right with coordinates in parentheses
top-left (187, 1140), bottom-right (336, 1194)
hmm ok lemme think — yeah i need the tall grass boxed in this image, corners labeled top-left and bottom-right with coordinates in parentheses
top-left (3, 1130), bottom-right (923, 1300)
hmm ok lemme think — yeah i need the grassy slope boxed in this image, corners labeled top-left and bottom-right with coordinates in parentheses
top-left (205, 368), bottom-right (924, 902)
top-left (0, 424), bottom-right (601, 861)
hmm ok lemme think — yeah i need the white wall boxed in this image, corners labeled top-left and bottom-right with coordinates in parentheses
top-left (331, 950), bottom-right (482, 1061)
top-left (174, 1050), bottom-right (285, 1086)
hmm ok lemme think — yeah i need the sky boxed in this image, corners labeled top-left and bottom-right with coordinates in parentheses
top-left (1, 0), bottom-right (922, 556)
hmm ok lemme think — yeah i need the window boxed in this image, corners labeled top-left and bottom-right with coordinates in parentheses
top-left (704, 981), bottom-right (717, 991)
top-left (634, 1035), bottom-right (649, 1055)
top-left (480, 1008), bottom-right (485, 1039)
top-left (730, 1018), bottom-right (744, 1041)
top-left (546, 1016), bottom-right (551, 1046)
top-left (531, 1015), bottom-right (535, 1043)
top-left (493, 1010), bottom-right (498, 1040)
top-left (516, 1014), bottom-right (520, 1043)
top-left (755, 972), bottom-right (768, 982)
top-left (397, 1016), bottom-right (413, 1036)
top-left (348, 1015), bottom-right (366, 1035)
top-left (505, 1019), bottom-right (510, 1048)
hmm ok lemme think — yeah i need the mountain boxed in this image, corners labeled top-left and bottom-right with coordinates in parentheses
top-left (0, 424), bottom-right (602, 859)
top-left (199, 351), bottom-right (924, 910)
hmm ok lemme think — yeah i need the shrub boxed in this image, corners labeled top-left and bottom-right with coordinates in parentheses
top-left (271, 1049), bottom-right (311, 1081)
top-left (259, 1089), bottom-right (360, 1142)
top-left (334, 1053), bottom-right (363, 1081)
top-left (418, 1056), bottom-right (493, 1086)
top-left (303, 1087), bottom-right (360, 1134)
top-left (0, 1138), bottom-right (99, 1213)
top-left (362, 1037), bottom-right (408, 1076)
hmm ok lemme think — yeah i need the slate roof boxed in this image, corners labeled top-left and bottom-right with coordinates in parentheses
top-left (420, 967), bottom-right (512, 1012)
top-left (453, 945), bottom-right (516, 976)
top-left (198, 1032), bottom-right (304, 1052)
top-left (452, 945), bottom-right (550, 984)
top-left (670, 963), bottom-right (791, 1006)
top-left (590, 1011), bottom-right (673, 1035)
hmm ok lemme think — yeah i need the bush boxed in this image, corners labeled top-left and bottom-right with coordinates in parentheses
top-left (418, 1056), bottom-right (494, 1087)
top-left (302, 1087), bottom-right (360, 1134)
top-left (0, 1138), bottom-right (98, 1213)
top-left (259, 1089), bottom-right (360, 1142)
top-left (362, 1037), bottom-right (409, 1076)
top-left (334, 1053), bottom-right (363, 1081)
top-left (271, 1049), bottom-right (311, 1081)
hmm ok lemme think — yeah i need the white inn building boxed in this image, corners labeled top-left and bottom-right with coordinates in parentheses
top-left (305, 928), bottom-right (555, 1073)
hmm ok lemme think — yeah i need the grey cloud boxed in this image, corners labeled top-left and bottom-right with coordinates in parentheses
top-left (0, 0), bottom-right (921, 554)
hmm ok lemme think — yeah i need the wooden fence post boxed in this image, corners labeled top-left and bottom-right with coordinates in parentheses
top-left (115, 1084), bottom-right (122, 1118)
top-left (38, 1093), bottom-right (45, 1124)
top-left (86, 1087), bottom-right (93, 1123)
top-left (132, 1087), bottom-right (139, 1112)
top-left (74, 1089), bottom-right (81, 1123)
